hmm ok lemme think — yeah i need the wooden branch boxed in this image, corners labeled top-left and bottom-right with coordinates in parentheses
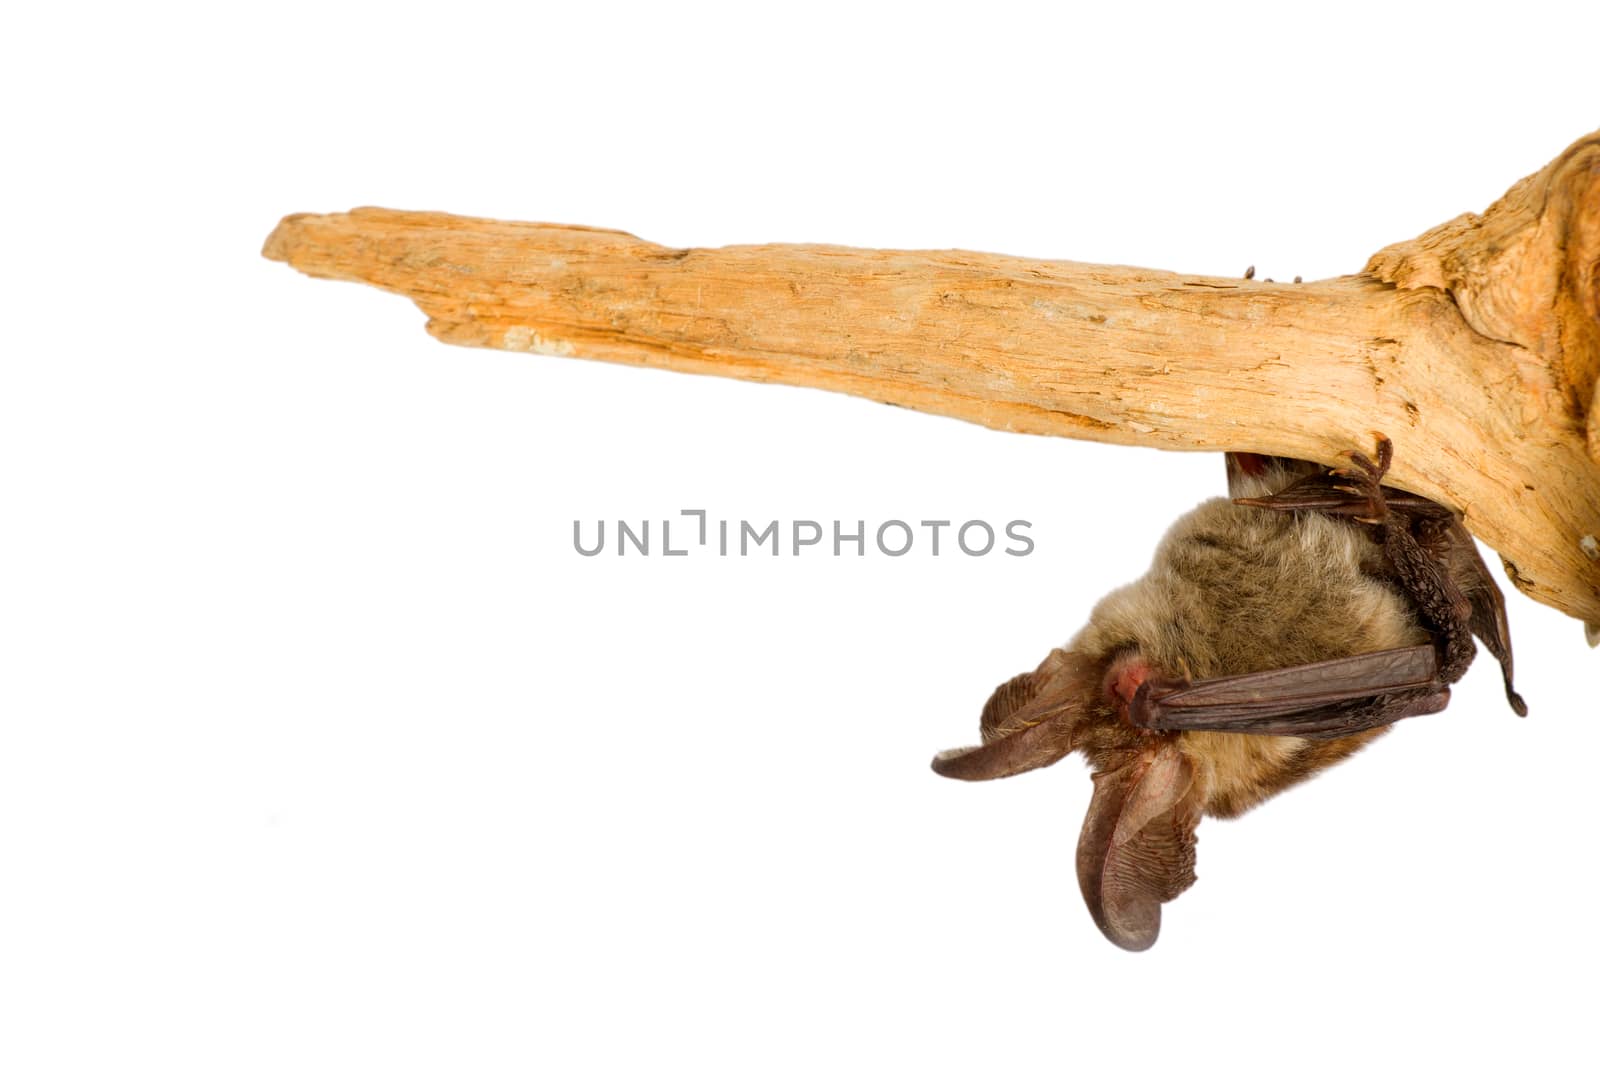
top-left (263, 131), bottom-right (1600, 635)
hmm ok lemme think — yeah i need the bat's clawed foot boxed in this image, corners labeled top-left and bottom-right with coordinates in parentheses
top-left (1327, 433), bottom-right (1394, 525)
top-left (1235, 433), bottom-right (1395, 526)
top-left (1331, 432), bottom-right (1393, 481)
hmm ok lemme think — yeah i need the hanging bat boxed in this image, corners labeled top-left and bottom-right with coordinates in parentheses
top-left (930, 435), bottom-right (1525, 951)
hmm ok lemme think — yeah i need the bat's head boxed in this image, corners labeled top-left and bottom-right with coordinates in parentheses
top-left (931, 649), bottom-right (1202, 952)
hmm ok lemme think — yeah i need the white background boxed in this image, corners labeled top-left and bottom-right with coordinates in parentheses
top-left (5, 4), bottom-right (1597, 1064)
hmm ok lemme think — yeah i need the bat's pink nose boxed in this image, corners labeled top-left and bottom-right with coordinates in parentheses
top-left (1105, 651), bottom-right (1151, 709)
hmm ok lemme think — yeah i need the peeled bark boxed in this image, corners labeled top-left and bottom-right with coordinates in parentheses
top-left (263, 131), bottom-right (1600, 635)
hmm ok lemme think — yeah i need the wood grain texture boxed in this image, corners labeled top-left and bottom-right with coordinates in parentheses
top-left (263, 131), bottom-right (1600, 633)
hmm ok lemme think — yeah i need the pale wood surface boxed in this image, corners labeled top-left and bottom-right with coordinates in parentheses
top-left (263, 131), bottom-right (1600, 633)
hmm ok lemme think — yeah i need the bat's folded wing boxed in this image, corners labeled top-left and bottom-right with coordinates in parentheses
top-left (1128, 644), bottom-right (1446, 738)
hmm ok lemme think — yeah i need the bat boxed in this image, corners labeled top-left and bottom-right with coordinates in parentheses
top-left (930, 435), bottom-right (1525, 951)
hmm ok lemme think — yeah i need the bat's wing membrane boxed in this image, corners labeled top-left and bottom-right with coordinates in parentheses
top-left (1445, 522), bottom-right (1528, 716)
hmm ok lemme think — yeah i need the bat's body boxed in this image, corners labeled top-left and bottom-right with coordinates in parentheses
top-left (1072, 478), bottom-right (1425, 817)
top-left (932, 440), bottom-right (1523, 950)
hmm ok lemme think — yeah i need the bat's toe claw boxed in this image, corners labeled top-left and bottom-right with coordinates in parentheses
top-left (1367, 433), bottom-right (1394, 474)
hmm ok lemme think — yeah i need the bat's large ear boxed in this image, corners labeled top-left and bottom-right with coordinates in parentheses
top-left (930, 649), bottom-right (1095, 781)
top-left (1076, 745), bottom-right (1204, 952)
